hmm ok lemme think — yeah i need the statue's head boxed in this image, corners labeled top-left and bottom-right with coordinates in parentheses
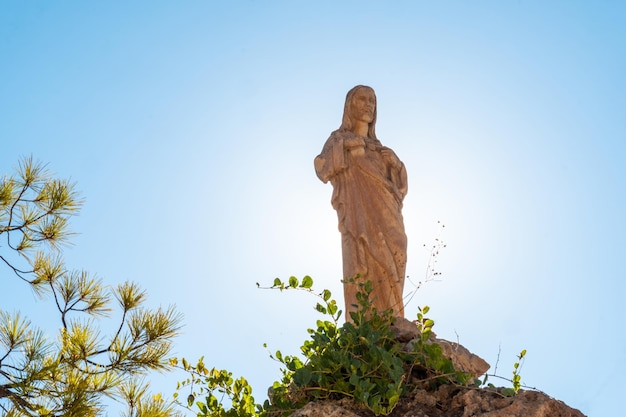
top-left (341, 85), bottom-right (378, 140)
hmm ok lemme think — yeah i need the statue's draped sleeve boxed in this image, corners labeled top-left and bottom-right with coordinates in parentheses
top-left (314, 131), bottom-right (346, 184)
top-left (382, 146), bottom-right (408, 206)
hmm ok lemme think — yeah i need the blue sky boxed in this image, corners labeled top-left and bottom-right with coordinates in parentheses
top-left (1, 1), bottom-right (624, 415)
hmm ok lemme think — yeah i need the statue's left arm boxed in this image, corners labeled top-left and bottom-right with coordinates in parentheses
top-left (380, 146), bottom-right (408, 203)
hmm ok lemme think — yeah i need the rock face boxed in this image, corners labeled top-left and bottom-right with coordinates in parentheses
top-left (290, 386), bottom-right (586, 417)
top-left (391, 318), bottom-right (490, 379)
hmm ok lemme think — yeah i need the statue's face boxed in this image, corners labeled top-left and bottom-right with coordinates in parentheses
top-left (350, 88), bottom-right (376, 124)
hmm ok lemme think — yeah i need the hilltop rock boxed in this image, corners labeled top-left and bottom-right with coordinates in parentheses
top-left (289, 318), bottom-right (585, 417)
top-left (290, 386), bottom-right (586, 417)
top-left (391, 317), bottom-right (490, 378)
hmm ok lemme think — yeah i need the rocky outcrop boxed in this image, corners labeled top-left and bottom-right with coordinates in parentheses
top-left (391, 318), bottom-right (490, 379)
top-left (290, 386), bottom-right (586, 417)
top-left (289, 318), bottom-right (585, 417)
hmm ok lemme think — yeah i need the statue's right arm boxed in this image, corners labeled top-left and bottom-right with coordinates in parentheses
top-left (315, 134), bottom-right (346, 183)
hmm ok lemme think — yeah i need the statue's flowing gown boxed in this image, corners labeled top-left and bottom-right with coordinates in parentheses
top-left (315, 130), bottom-right (408, 318)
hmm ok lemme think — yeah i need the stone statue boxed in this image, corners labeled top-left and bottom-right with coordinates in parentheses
top-left (314, 85), bottom-right (408, 319)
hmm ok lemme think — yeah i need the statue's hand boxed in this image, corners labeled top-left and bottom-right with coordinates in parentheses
top-left (380, 147), bottom-right (402, 169)
top-left (344, 136), bottom-right (366, 156)
top-left (344, 135), bottom-right (365, 149)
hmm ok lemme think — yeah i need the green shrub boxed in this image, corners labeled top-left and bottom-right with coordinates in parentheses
top-left (175, 276), bottom-right (523, 416)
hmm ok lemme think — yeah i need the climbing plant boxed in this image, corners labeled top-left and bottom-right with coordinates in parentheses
top-left (176, 276), bottom-right (475, 416)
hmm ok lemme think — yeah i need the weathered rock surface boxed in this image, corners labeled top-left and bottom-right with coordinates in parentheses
top-left (290, 386), bottom-right (586, 417)
top-left (391, 318), bottom-right (490, 378)
top-left (430, 337), bottom-right (490, 379)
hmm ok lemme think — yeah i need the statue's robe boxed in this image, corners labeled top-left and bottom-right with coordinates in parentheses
top-left (315, 130), bottom-right (408, 319)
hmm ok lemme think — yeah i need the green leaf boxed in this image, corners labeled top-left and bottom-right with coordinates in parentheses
top-left (501, 387), bottom-right (516, 397)
top-left (289, 276), bottom-right (298, 288)
top-left (328, 302), bottom-right (338, 316)
top-left (294, 367), bottom-right (312, 385)
top-left (301, 276), bottom-right (313, 288)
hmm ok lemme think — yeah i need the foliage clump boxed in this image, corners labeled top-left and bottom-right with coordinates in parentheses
top-left (172, 357), bottom-right (259, 417)
top-left (177, 276), bottom-right (473, 417)
top-left (264, 277), bottom-right (472, 416)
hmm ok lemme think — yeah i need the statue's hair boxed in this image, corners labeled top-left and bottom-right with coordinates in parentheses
top-left (339, 85), bottom-right (378, 140)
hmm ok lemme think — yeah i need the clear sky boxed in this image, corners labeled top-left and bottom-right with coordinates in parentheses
top-left (1, 1), bottom-right (624, 415)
